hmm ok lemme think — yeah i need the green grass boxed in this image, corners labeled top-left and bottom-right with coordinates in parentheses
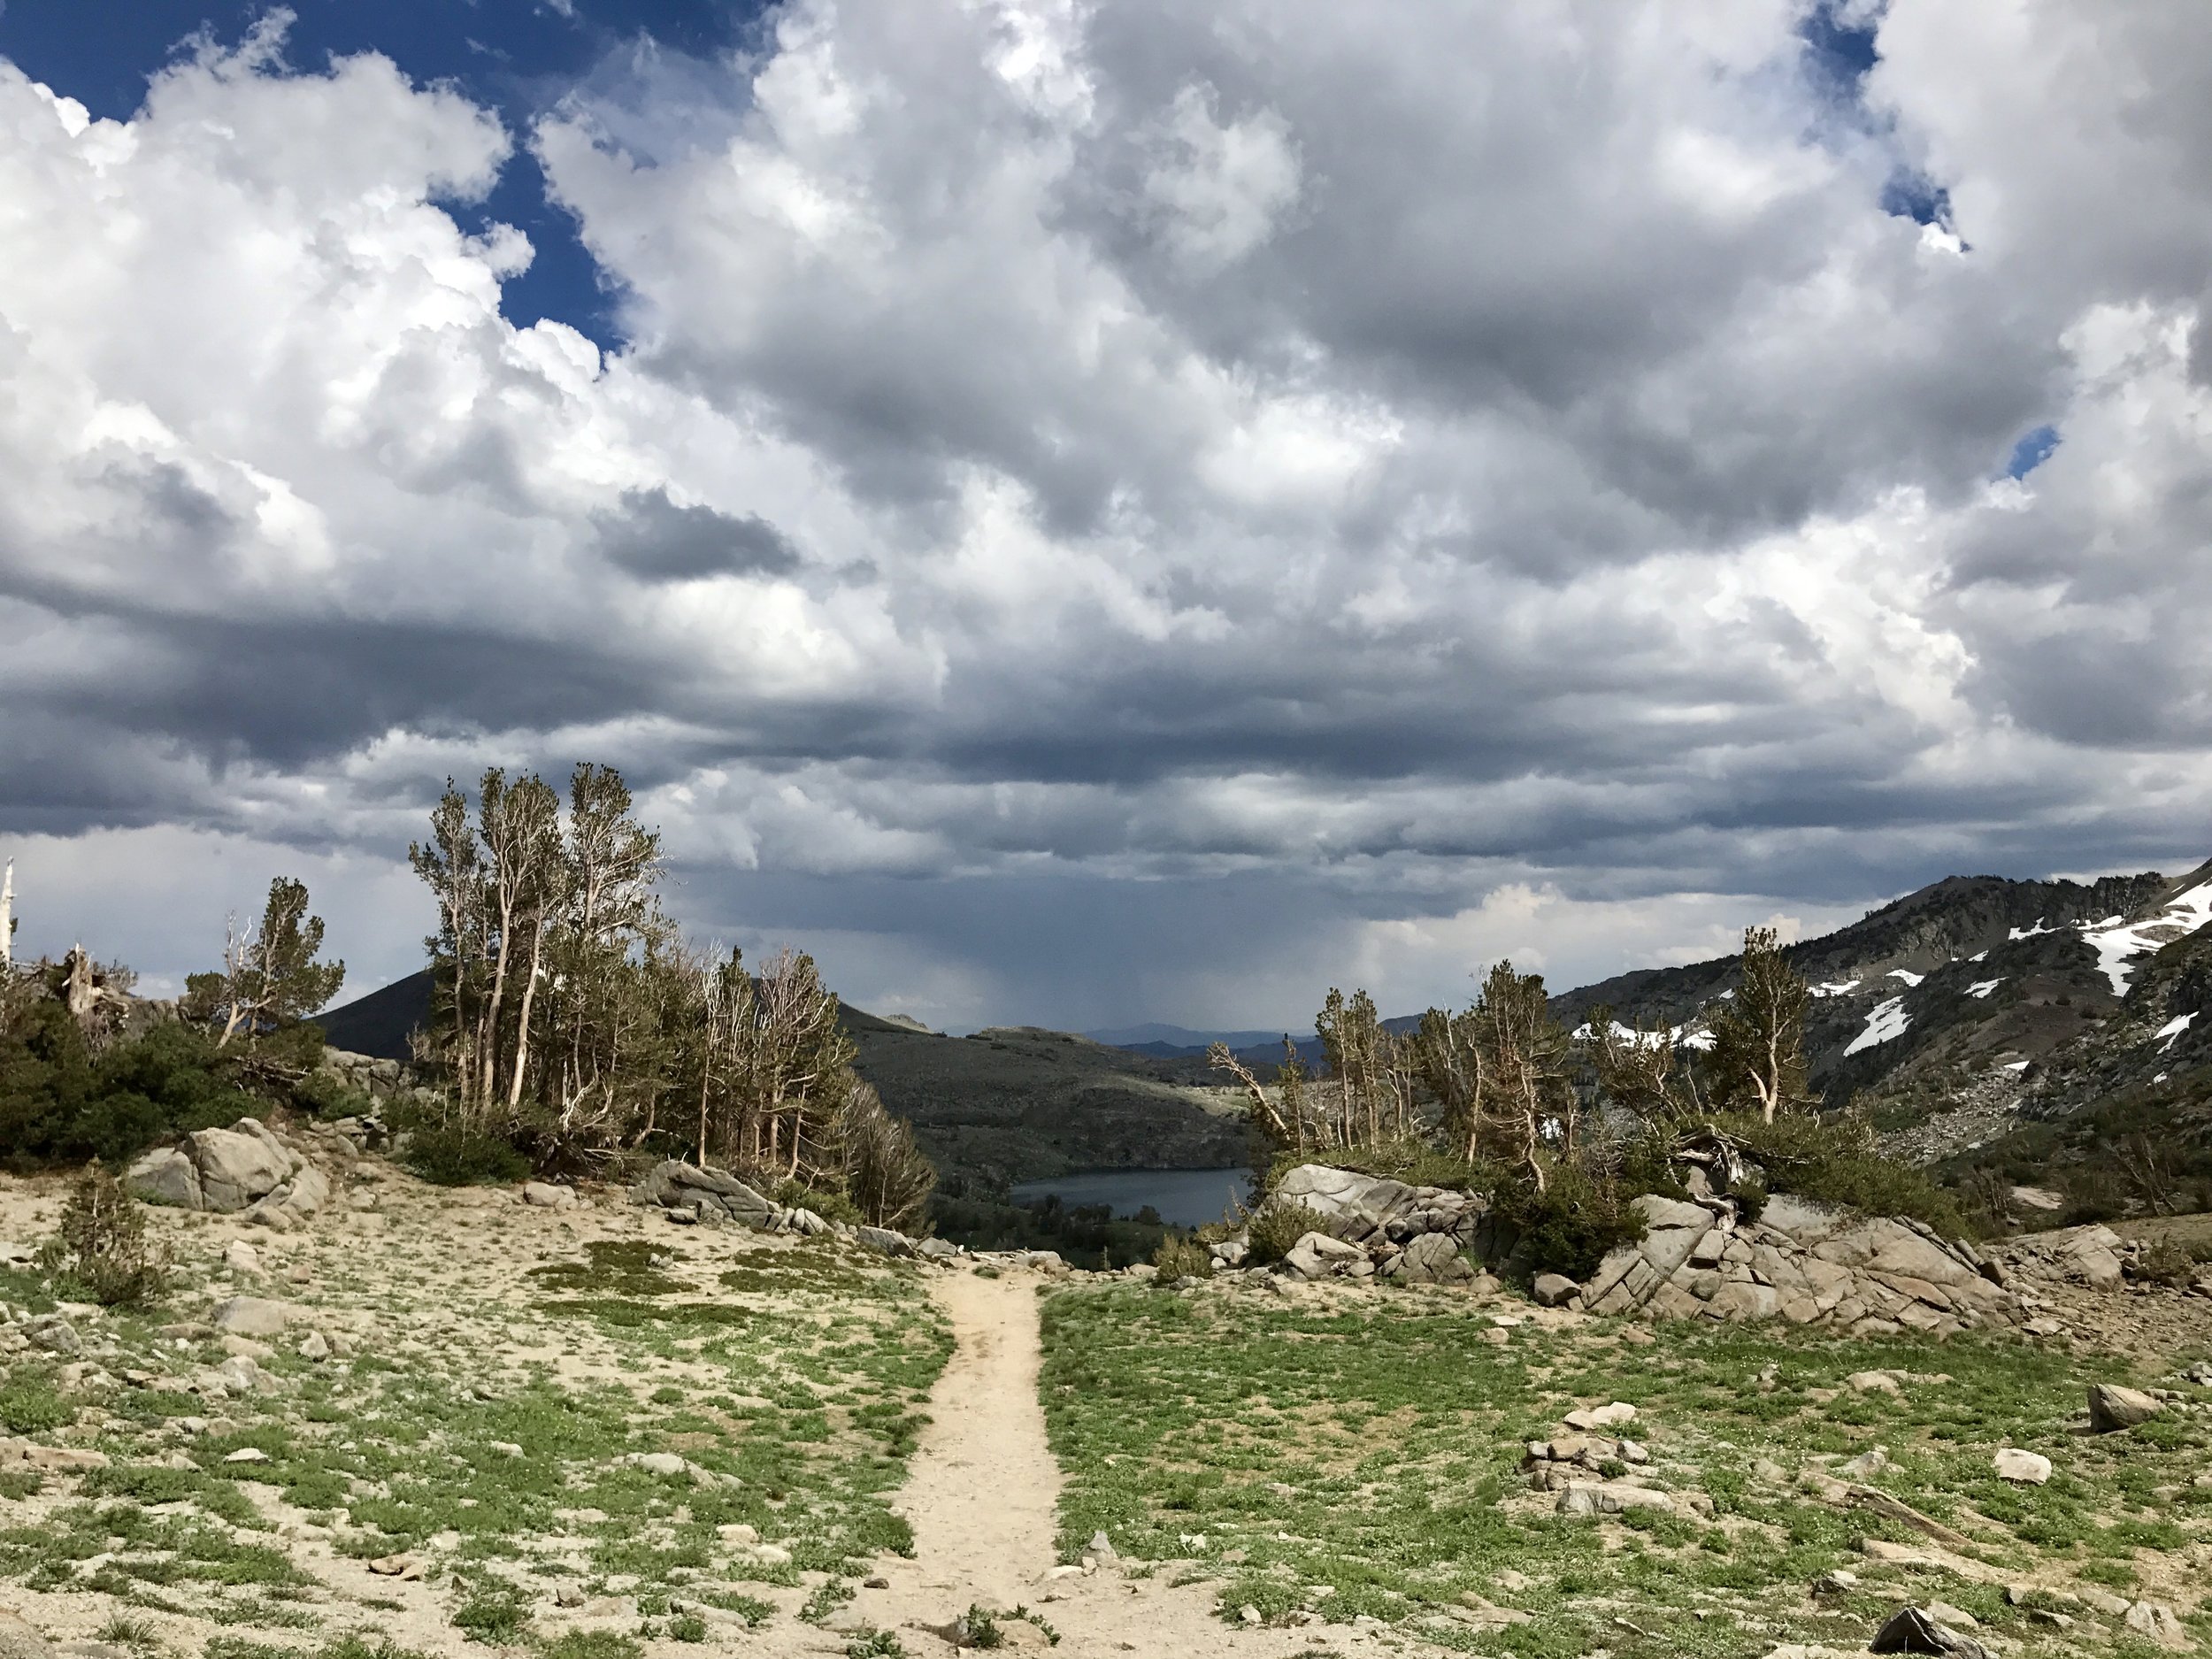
top-left (1040, 1283), bottom-right (2212, 1657)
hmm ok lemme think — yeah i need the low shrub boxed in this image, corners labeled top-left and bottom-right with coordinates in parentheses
top-left (1490, 1165), bottom-right (1646, 1280)
top-left (1244, 1200), bottom-right (1332, 1265)
top-left (290, 1068), bottom-right (376, 1121)
top-left (47, 1161), bottom-right (167, 1305)
top-left (2136, 1238), bottom-right (2196, 1287)
top-left (1151, 1234), bottom-right (1213, 1281)
top-left (1717, 1111), bottom-right (1973, 1239)
top-left (401, 1124), bottom-right (531, 1187)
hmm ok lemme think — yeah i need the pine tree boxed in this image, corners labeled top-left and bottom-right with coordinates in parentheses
top-left (182, 878), bottom-right (345, 1047)
top-left (1704, 926), bottom-right (1812, 1123)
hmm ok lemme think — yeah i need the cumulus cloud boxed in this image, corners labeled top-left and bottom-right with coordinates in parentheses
top-left (3, 2), bottom-right (2211, 1030)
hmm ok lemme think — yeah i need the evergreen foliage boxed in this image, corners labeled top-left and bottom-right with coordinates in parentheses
top-left (180, 877), bottom-right (345, 1046)
top-left (406, 764), bottom-right (936, 1223)
top-left (47, 1160), bottom-right (167, 1304)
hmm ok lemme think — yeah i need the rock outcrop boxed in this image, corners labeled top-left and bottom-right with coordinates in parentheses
top-left (1269, 1164), bottom-right (1485, 1283)
top-left (124, 1118), bottom-right (333, 1229)
top-left (1242, 1162), bottom-right (2024, 1333)
top-left (628, 1159), bottom-right (929, 1255)
top-left (1577, 1192), bottom-right (2023, 1335)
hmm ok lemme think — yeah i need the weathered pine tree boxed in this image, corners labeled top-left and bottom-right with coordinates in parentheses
top-left (1704, 926), bottom-right (1812, 1123)
top-left (181, 877), bottom-right (345, 1047)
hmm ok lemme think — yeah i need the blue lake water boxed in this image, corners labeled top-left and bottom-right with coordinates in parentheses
top-left (1008, 1167), bottom-right (1257, 1229)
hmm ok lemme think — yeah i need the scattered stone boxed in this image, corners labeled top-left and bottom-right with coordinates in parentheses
top-left (1563, 1402), bottom-right (1637, 1431)
top-left (367, 1554), bottom-right (423, 1580)
top-left (25, 1316), bottom-right (81, 1357)
top-left (212, 1296), bottom-right (296, 1337)
top-left (297, 1330), bottom-right (330, 1363)
top-left (1870, 1605), bottom-right (1993, 1657)
top-left (1532, 1272), bottom-right (1579, 1308)
top-left (1492, 1569), bottom-right (1532, 1594)
top-left (222, 1448), bottom-right (271, 1464)
top-left (223, 1240), bottom-right (262, 1276)
top-left (1811, 1569), bottom-right (1859, 1596)
top-left (552, 1581), bottom-right (586, 1608)
top-left (1925, 1602), bottom-right (1979, 1628)
top-left (1992, 1448), bottom-right (2051, 1485)
top-left (1555, 1480), bottom-right (1675, 1517)
top-left (1755, 1458), bottom-right (1789, 1483)
top-left (522, 1181), bottom-right (579, 1210)
top-left (1847, 1371), bottom-right (1902, 1395)
top-left (917, 1237), bottom-right (963, 1259)
top-left (856, 1225), bottom-right (917, 1258)
top-left (625, 1452), bottom-right (688, 1477)
top-left (211, 1355), bottom-right (268, 1396)
top-left (2078, 1588), bottom-right (2131, 1617)
top-left (2088, 1383), bottom-right (2163, 1432)
top-left (1088, 1529), bottom-right (1119, 1566)
top-left (2124, 1601), bottom-right (2193, 1650)
top-left (1840, 1447), bottom-right (1891, 1479)
top-left (1239, 1605), bottom-right (1261, 1625)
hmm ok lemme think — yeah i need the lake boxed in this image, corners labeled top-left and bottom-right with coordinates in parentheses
top-left (1008, 1167), bottom-right (1256, 1229)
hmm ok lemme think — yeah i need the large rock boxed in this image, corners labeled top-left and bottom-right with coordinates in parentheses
top-left (1283, 1231), bottom-right (1366, 1279)
top-left (856, 1226), bottom-right (915, 1258)
top-left (1632, 1194), bottom-right (1713, 1233)
top-left (631, 1161), bottom-right (775, 1226)
top-left (1870, 1606), bottom-right (1993, 1658)
top-left (188, 1123), bottom-right (296, 1211)
top-left (1532, 1272), bottom-right (1579, 1308)
top-left (1273, 1164), bottom-right (1484, 1244)
top-left (124, 1146), bottom-right (202, 1209)
top-left (1394, 1232), bottom-right (1474, 1285)
top-left (1555, 1480), bottom-right (1675, 1517)
top-left (2088, 1384), bottom-right (2163, 1432)
top-left (1992, 1448), bottom-right (2051, 1485)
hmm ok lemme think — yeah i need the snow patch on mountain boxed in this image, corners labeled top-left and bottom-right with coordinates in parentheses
top-left (2077, 878), bottom-right (2212, 994)
top-left (2157, 1011), bottom-right (2197, 1048)
top-left (1809, 979), bottom-right (1862, 998)
top-left (1845, 995), bottom-right (1910, 1056)
top-left (2009, 919), bottom-right (2053, 941)
top-left (1968, 979), bottom-right (2003, 999)
top-left (1886, 968), bottom-right (1925, 987)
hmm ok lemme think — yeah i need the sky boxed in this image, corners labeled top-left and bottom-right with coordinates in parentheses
top-left (3, 1), bottom-right (2211, 1035)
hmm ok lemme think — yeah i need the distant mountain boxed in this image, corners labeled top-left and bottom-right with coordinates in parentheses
top-left (1548, 864), bottom-right (2193, 1096)
top-left (315, 967), bottom-right (433, 1061)
top-left (1084, 1023), bottom-right (1315, 1059)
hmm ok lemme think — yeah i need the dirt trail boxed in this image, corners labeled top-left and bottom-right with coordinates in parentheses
top-left (846, 1267), bottom-right (1429, 1659)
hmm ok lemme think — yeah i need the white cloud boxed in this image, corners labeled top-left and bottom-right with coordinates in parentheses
top-left (2, 3), bottom-right (2211, 1027)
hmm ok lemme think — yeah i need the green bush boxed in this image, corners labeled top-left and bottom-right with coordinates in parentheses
top-left (0, 1009), bottom-right (257, 1168)
top-left (1717, 1111), bottom-right (1973, 1238)
top-left (48, 1160), bottom-right (167, 1305)
top-left (1490, 1165), bottom-right (1647, 1280)
top-left (290, 1068), bottom-right (375, 1121)
top-left (402, 1124), bottom-right (531, 1187)
top-left (0, 1375), bottom-right (73, 1433)
top-left (1244, 1200), bottom-right (1332, 1265)
top-left (1150, 1234), bottom-right (1213, 1281)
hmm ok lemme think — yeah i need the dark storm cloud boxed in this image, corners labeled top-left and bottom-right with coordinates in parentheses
top-left (594, 487), bottom-right (803, 581)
